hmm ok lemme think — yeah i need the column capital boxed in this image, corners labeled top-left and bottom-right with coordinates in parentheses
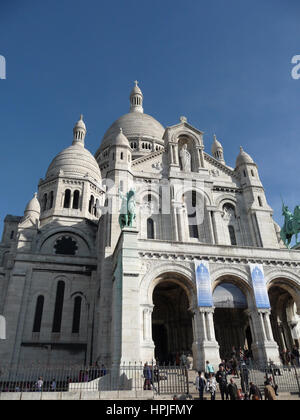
top-left (198, 306), bottom-right (215, 314)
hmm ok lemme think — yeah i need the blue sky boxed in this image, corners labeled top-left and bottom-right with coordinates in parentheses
top-left (0, 0), bottom-right (299, 239)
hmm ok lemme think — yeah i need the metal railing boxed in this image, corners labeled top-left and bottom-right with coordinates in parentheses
top-left (0, 362), bottom-right (189, 395)
top-left (237, 361), bottom-right (300, 396)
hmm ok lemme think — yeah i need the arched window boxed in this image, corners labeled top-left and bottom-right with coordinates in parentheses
top-left (42, 193), bottom-right (48, 211)
top-left (72, 296), bottom-right (82, 334)
top-left (88, 195), bottom-right (94, 213)
top-left (63, 189), bottom-right (71, 208)
top-left (33, 295), bottom-right (44, 333)
top-left (54, 236), bottom-right (78, 255)
top-left (120, 152), bottom-right (124, 160)
top-left (147, 218), bottom-right (155, 239)
top-left (73, 190), bottom-right (80, 209)
top-left (228, 225), bottom-right (237, 245)
top-left (52, 281), bottom-right (65, 333)
top-left (258, 196), bottom-right (263, 207)
top-left (49, 191), bottom-right (54, 209)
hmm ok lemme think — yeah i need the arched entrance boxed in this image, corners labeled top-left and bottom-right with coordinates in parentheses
top-left (213, 282), bottom-right (252, 360)
top-left (152, 281), bottom-right (193, 364)
top-left (269, 281), bottom-right (300, 355)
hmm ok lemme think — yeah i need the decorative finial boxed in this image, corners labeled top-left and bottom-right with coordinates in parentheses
top-left (240, 146), bottom-right (244, 152)
top-left (120, 127), bottom-right (123, 133)
top-left (180, 116), bottom-right (187, 123)
top-left (80, 114), bottom-right (83, 120)
top-left (134, 80), bottom-right (139, 87)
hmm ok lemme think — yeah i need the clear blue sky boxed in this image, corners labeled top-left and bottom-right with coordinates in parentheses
top-left (0, 0), bottom-right (299, 238)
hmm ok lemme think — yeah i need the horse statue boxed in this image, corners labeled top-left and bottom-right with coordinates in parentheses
top-left (280, 203), bottom-right (300, 248)
top-left (118, 188), bottom-right (136, 229)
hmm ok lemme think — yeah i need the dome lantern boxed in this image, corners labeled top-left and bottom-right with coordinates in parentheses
top-left (129, 80), bottom-right (143, 114)
top-left (72, 114), bottom-right (86, 146)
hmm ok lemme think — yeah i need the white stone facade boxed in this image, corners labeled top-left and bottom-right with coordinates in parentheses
top-left (1, 83), bottom-right (300, 371)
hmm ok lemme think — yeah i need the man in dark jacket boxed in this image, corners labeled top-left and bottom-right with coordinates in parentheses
top-left (249, 381), bottom-right (262, 400)
top-left (216, 365), bottom-right (228, 400)
top-left (227, 378), bottom-right (239, 400)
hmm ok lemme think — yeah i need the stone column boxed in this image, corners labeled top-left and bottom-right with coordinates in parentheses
top-left (248, 308), bottom-right (280, 364)
top-left (192, 306), bottom-right (220, 370)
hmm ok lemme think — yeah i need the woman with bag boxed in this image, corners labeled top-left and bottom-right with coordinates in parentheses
top-left (206, 373), bottom-right (217, 400)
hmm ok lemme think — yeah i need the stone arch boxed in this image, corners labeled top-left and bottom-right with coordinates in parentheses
top-left (267, 274), bottom-right (300, 315)
top-left (211, 269), bottom-right (255, 309)
top-left (140, 263), bottom-right (196, 307)
top-left (147, 266), bottom-right (196, 363)
top-left (171, 129), bottom-right (202, 148)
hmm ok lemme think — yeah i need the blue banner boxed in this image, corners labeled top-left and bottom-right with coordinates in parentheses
top-left (195, 260), bottom-right (213, 307)
top-left (249, 264), bottom-right (270, 309)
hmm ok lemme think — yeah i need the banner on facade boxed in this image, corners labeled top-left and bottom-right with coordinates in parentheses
top-left (249, 264), bottom-right (270, 309)
top-left (195, 260), bottom-right (213, 307)
top-left (0, 315), bottom-right (6, 340)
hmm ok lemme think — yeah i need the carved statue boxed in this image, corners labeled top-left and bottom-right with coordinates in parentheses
top-left (118, 188), bottom-right (136, 229)
top-left (179, 144), bottom-right (191, 172)
top-left (280, 203), bottom-right (300, 248)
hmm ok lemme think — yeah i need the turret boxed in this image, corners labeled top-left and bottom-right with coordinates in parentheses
top-left (211, 134), bottom-right (225, 164)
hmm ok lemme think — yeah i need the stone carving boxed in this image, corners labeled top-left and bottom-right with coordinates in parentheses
top-left (179, 144), bottom-right (191, 172)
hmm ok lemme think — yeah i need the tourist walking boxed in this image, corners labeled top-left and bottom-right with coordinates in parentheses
top-left (35, 376), bottom-right (43, 392)
top-left (216, 365), bottom-right (228, 400)
top-left (206, 373), bottom-right (217, 400)
top-left (227, 378), bottom-right (239, 400)
top-left (195, 371), bottom-right (206, 400)
top-left (143, 362), bottom-right (152, 390)
top-left (264, 378), bottom-right (277, 400)
top-left (205, 360), bottom-right (214, 379)
top-left (249, 381), bottom-right (262, 400)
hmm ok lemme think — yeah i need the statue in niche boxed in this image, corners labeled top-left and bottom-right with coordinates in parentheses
top-left (179, 144), bottom-right (191, 172)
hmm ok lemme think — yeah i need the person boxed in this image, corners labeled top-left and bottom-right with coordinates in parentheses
top-left (292, 346), bottom-right (300, 366)
top-left (249, 381), bottom-right (262, 400)
top-left (35, 376), bottom-right (43, 392)
top-left (267, 376), bottom-right (278, 396)
top-left (231, 355), bottom-right (239, 378)
top-left (100, 364), bottom-right (107, 376)
top-left (180, 352), bottom-right (187, 365)
top-left (240, 361), bottom-right (249, 393)
top-left (227, 378), bottom-right (239, 400)
top-left (143, 362), bottom-right (152, 390)
top-left (205, 361), bottom-right (214, 379)
top-left (215, 365), bottom-right (228, 400)
top-left (195, 371), bottom-right (206, 400)
top-left (206, 373), bottom-right (217, 400)
top-left (264, 379), bottom-right (277, 400)
top-left (50, 378), bottom-right (56, 392)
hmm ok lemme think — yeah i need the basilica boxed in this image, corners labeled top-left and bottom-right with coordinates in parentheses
top-left (1, 82), bottom-right (300, 370)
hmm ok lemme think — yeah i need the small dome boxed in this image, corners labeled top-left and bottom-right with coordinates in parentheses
top-left (24, 193), bottom-right (40, 216)
top-left (236, 146), bottom-right (254, 167)
top-left (211, 135), bottom-right (223, 154)
top-left (46, 143), bottom-right (101, 183)
top-left (111, 128), bottom-right (130, 147)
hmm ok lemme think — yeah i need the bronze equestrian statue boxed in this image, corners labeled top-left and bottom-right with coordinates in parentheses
top-left (280, 203), bottom-right (300, 248)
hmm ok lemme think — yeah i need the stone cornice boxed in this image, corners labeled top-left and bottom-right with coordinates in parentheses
top-left (137, 240), bottom-right (300, 267)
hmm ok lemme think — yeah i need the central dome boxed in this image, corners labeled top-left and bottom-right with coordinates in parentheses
top-left (95, 82), bottom-right (165, 160)
top-left (99, 112), bottom-right (165, 150)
